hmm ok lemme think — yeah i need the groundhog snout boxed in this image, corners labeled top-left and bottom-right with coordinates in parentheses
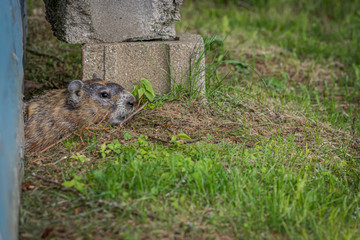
top-left (125, 95), bottom-right (136, 109)
top-left (120, 94), bottom-right (136, 111)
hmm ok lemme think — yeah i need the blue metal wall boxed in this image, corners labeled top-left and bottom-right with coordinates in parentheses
top-left (0, 0), bottom-right (25, 239)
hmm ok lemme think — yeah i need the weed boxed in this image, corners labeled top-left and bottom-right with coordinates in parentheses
top-left (132, 78), bottom-right (156, 103)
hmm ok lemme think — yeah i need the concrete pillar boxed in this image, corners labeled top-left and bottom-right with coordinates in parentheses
top-left (43, 0), bottom-right (205, 94)
top-left (82, 34), bottom-right (205, 94)
top-left (43, 0), bottom-right (183, 43)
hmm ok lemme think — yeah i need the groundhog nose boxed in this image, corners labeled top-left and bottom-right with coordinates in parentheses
top-left (126, 99), bottom-right (135, 108)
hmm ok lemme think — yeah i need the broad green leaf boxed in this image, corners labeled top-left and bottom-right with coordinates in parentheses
top-left (74, 182), bottom-right (86, 193)
top-left (62, 181), bottom-right (74, 187)
top-left (140, 78), bottom-right (155, 98)
top-left (62, 177), bottom-right (86, 194)
top-left (176, 133), bottom-right (191, 140)
top-left (144, 90), bottom-right (155, 102)
top-left (170, 135), bottom-right (177, 142)
top-left (132, 85), bottom-right (139, 96)
top-left (137, 88), bottom-right (145, 98)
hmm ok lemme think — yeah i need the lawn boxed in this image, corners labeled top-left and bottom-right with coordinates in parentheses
top-left (20, 0), bottom-right (360, 239)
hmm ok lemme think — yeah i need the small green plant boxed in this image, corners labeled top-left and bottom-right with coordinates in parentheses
top-left (123, 133), bottom-right (132, 140)
top-left (62, 175), bottom-right (87, 194)
top-left (136, 134), bottom-right (149, 147)
top-left (132, 78), bottom-right (164, 109)
top-left (170, 133), bottom-right (192, 147)
top-left (100, 139), bottom-right (122, 158)
top-left (170, 133), bottom-right (192, 142)
top-left (62, 138), bottom-right (78, 151)
top-left (71, 154), bottom-right (87, 163)
top-left (132, 78), bottom-right (156, 103)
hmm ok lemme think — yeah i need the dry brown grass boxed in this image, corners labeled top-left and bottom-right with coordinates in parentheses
top-left (25, 96), bottom-right (359, 167)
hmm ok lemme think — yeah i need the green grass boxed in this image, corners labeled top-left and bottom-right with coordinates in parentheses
top-left (177, 0), bottom-right (360, 135)
top-left (20, 0), bottom-right (360, 239)
top-left (21, 134), bottom-right (360, 239)
top-left (180, 0), bottom-right (360, 66)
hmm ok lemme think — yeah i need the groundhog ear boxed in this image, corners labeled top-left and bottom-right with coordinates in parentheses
top-left (68, 80), bottom-right (84, 93)
top-left (67, 80), bottom-right (84, 106)
top-left (92, 73), bottom-right (102, 80)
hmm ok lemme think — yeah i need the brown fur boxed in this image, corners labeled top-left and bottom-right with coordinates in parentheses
top-left (24, 76), bottom-right (135, 153)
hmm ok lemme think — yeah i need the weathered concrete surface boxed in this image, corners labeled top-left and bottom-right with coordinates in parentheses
top-left (43, 0), bottom-right (183, 44)
top-left (82, 34), bottom-right (205, 94)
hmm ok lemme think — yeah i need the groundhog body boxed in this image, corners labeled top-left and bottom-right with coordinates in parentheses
top-left (24, 75), bottom-right (135, 153)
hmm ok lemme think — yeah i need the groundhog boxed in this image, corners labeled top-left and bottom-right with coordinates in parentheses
top-left (24, 73), bottom-right (136, 153)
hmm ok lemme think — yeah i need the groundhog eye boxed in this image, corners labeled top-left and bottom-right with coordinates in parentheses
top-left (100, 92), bottom-right (110, 98)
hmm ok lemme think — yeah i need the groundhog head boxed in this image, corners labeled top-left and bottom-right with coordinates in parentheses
top-left (66, 73), bottom-right (136, 125)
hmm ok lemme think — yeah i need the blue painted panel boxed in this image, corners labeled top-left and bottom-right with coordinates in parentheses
top-left (0, 0), bottom-right (25, 239)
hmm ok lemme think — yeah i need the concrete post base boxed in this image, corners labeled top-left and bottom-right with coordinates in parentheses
top-left (82, 33), bottom-right (205, 94)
